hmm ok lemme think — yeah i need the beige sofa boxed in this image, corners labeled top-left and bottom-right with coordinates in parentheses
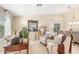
top-left (0, 35), bottom-right (17, 53)
top-left (0, 35), bottom-right (28, 54)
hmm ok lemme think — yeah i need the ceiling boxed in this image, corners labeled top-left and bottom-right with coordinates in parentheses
top-left (0, 4), bottom-right (79, 16)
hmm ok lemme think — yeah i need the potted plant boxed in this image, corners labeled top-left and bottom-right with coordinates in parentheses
top-left (19, 27), bottom-right (29, 43)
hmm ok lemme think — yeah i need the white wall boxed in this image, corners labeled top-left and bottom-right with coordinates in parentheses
top-left (12, 14), bottom-right (64, 35)
top-left (48, 17), bottom-right (64, 33)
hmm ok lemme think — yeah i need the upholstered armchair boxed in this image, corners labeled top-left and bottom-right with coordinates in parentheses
top-left (47, 33), bottom-right (71, 54)
top-left (63, 36), bottom-right (71, 53)
top-left (40, 32), bottom-right (54, 46)
top-left (72, 31), bottom-right (79, 44)
top-left (47, 33), bottom-right (63, 54)
top-left (39, 35), bottom-right (47, 45)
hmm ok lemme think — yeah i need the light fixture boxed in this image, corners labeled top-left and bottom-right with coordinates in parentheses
top-left (69, 22), bottom-right (79, 24)
top-left (68, 6), bottom-right (79, 25)
top-left (36, 4), bottom-right (42, 7)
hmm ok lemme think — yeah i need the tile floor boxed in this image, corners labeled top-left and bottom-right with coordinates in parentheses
top-left (0, 40), bottom-right (79, 54)
top-left (72, 44), bottom-right (79, 54)
top-left (29, 40), bottom-right (79, 54)
top-left (29, 40), bottom-right (48, 54)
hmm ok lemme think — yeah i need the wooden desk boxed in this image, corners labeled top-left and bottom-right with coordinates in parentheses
top-left (4, 42), bottom-right (29, 54)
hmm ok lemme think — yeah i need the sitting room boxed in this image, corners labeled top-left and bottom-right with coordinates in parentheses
top-left (0, 4), bottom-right (79, 54)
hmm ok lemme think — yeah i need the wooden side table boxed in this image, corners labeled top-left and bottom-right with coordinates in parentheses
top-left (4, 42), bottom-right (29, 54)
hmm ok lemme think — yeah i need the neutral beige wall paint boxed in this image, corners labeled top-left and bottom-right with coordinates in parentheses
top-left (63, 7), bottom-right (79, 31)
top-left (12, 14), bottom-right (64, 35)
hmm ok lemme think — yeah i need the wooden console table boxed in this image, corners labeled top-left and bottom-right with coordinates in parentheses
top-left (4, 42), bottom-right (29, 54)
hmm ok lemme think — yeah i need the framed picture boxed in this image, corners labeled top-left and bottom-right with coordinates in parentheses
top-left (28, 20), bottom-right (38, 31)
top-left (54, 23), bottom-right (60, 33)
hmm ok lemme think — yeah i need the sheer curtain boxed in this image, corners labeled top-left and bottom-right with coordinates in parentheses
top-left (0, 16), bottom-right (5, 38)
top-left (4, 15), bottom-right (11, 36)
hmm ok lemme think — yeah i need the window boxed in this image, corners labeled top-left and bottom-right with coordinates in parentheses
top-left (0, 16), bottom-right (5, 38)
